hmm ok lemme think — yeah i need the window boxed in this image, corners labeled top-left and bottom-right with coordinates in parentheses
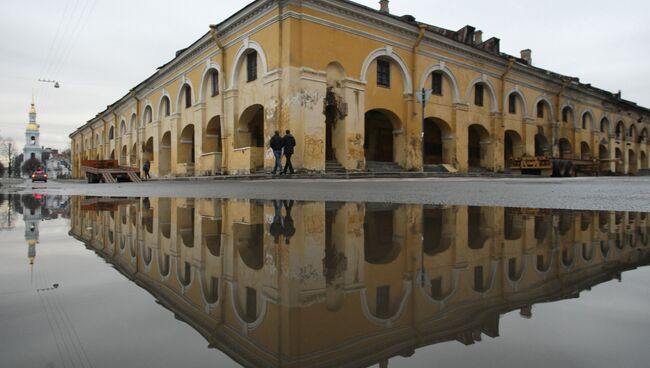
top-left (508, 94), bottom-right (517, 114)
top-left (376, 59), bottom-right (390, 87)
top-left (537, 101), bottom-right (545, 118)
top-left (184, 86), bottom-right (192, 108)
top-left (210, 70), bottom-right (219, 96)
top-left (582, 115), bottom-right (588, 130)
top-left (376, 285), bottom-right (390, 318)
top-left (432, 72), bottom-right (443, 96)
top-left (562, 107), bottom-right (570, 123)
top-left (474, 84), bottom-right (484, 106)
top-left (30, 136), bottom-right (36, 145)
top-left (247, 51), bottom-right (258, 82)
top-left (162, 97), bottom-right (170, 116)
top-left (109, 127), bottom-right (114, 140)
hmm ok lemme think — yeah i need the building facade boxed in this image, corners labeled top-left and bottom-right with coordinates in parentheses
top-left (68, 197), bottom-right (650, 366)
top-left (70, 0), bottom-right (650, 178)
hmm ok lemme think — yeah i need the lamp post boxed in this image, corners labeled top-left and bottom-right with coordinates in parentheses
top-left (416, 88), bottom-right (433, 172)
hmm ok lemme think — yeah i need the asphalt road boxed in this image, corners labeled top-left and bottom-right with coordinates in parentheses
top-left (7, 176), bottom-right (650, 212)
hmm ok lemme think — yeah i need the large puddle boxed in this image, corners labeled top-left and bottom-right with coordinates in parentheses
top-left (1, 194), bottom-right (649, 368)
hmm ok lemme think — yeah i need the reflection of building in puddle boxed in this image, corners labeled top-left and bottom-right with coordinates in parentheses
top-left (69, 198), bottom-right (650, 367)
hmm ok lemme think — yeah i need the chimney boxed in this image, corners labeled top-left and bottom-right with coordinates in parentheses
top-left (379, 0), bottom-right (389, 13)
top-left (474, 30), bottom-right (483, 44)
top-left (520, 49), bottom-right (532, 66)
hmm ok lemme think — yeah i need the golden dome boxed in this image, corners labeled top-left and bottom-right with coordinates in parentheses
top-left (26, 122), bottom-right (40, 131)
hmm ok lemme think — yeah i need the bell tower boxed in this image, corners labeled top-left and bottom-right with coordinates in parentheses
top-left (23, 97), bottom-right (42, 163)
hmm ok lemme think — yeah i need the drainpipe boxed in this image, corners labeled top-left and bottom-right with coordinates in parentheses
top-left (413, 25), bottom-right (426, 170)
top-left (210, 24), bottom-right (228, 174)
top-left (554, 80), bottom-right (569, 159)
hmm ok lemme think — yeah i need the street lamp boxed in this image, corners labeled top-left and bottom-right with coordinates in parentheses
top-left (38, 79), bottom-right (60, 88)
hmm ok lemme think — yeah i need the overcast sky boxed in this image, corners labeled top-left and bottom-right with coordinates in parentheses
top-left (1, 0), bottom-right (649, 150)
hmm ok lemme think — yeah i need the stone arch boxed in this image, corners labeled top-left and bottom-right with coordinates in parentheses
top-left (199, 62), bottom-right (223, 102)
top-left (159, 198), bottom-right (172, 239)
top-left (178, 125), bottom-right (195, 164)
top-left (365, 109), bottom-right (403, 166)
top-left (465, 76), bottom-right (498, 112)
top-left (177, 260), bottom-right (193, 288)
top-left (160, 131), bottom-right (171, 176)
top-left (468, 124), bottom-right (491, 169)
top-left (641, 151), bottom-right (648, 170)
top-left (504, 88), bottom-right (529, 118)
top-left (423, 207), bottom-right (452, 255)
top-left (616, 121), bottom-right (626, 140)
top-left (471, 261), bottom-right (498, 294)
top-left (130, 142), bottom-right (137, 165)
top-left (535, 133), bottom-right (551, 157)
top-left (229, 40), bottom-right (269, 90)
top-left (203, 116), bottom-right (222, 153)
top-left (561, 104), bottom-right (577, 128)
top-left (640, 128), bottom-right (648, 144)
top-left (143, 137), bottom-right (154, 163)
top-left (504, 130), bottom-right (525, 168)
top-left (130, 113), bottom-right (137, 131)
top-left (534, 96), bottom-right (555, 122)
top-left (108, 126), bottom-right (115, 140)
top-left (559, 138), bottom-right (573, 159)
top-left (176, 80), bottom-right (195, 112)
top-left (581, 110), bottom-right (595, 130)
top-left (142, 104), bottom-right (153, 125)
top-left (581, 142), bottom-right (592, 160)
top-left (235, 104), bottom-right (265, 149)
top-left (158, 92), bottom-right (172, 120)
top-left (600, 117), bottom-right (610, 134)
top-left (362, 46), bottom-right (413, 95)
top-left (234, 222), bottom-right (264, 271)
top-left (420, 63), bottom-right (461, 103)
top-left (468, 206), bottom-right (491, 249)
top-left (199, 272), bottom-right (220, 306)
top-left (120, 145), bottom-right (128, 165)
top-left (158, 252), bottom-right (171, 278)
top-left (629, 125), bottom-right (638, 143)
top-left (423, 117), bottom-right (453, 165)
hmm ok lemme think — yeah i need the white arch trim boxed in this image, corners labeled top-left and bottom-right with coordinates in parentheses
top-left (229, 39), bottom-right (269, 90)
top-left (560, 103), bottom-right (578, 128)
top-left (156, 90), bottom-right (172, 121)
top-left (228, 281), bottom-right (268, 332)
top-left (141, 103), bottom-right (154, 126)
top-left (175, 77), bottom-right (196, 112)
top-left (418, 267), bottom-right (462, 309)
top-left (504, 87), bottom-right (530, 118)
top-left (198, 61), bottom-right (224, 103)
top-left (360, 280), bottom-right (412, 328)
top-left (533, 95), bottom-right (556, 122)
top-left (360, 46), bottom-right (413, 95)
top-left (420, 63), bottom-right (461, 103)
top-left (465, 76), bottom-right (498, 112)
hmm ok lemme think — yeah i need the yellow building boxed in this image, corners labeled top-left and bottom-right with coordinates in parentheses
top-left (69, 0), bottom-right (650, 178)
top-left (69, 197), bottom-right (650, 366)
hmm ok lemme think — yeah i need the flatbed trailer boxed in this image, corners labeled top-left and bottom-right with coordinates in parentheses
top-left (511, 156), bottom-right (621, 177)
top-left (82, 160), bottom-right (141, 183)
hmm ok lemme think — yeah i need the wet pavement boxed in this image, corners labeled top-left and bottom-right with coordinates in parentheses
top-left (1, 193), bottom-right (649, 367)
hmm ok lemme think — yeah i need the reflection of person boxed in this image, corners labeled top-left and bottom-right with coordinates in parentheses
top-left (143, 160), bottom-right (151, 180)
top-left (142, 197), bottom-right (150, 210)
top-left (282, 130), bottom-right (296, 175)
top-left (270, 131), bottom-right (284, 175)
top-left (270, 200), bottom-right (284, 244)
top-left (283, 200), bottom-right (295, 244)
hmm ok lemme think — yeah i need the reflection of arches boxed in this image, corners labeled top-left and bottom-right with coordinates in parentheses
top-left (200, 273), bottom-right (220, 305)
top-left (468, 206), bottom-right (490, 249)
top-left (360, 281), bottom-right (412, 327)
top-left (423, 117), bottom-right (453, 165)
top-left (159, 132), bottom-right (171, 176)
top-left (468, 124), bottom-right (490, 169)
top-left (178, 261), bottom-right (192, 287)
top-left (471, 262), bottom-right (498, 293)
top-left (364, 109), bottom-right (401, 163)
top-left (235, 105), bottom-right (264, 149)
top-left (203, 116), bottom-right (222, 153)
top-left (178, 125), bottom-right (195, 164)
top-left (159, 198), bottom-right (171, 239)
top-left (507, 256), bottom-right (526, 282)
top-left (504, 130), bottom-right (524, 168)
top-left (234, 223), bottom-right (264, 270)
top-left (362, 46), bottom-right (413, 94)
top-left (423, 208), bottom-right (451, 255)
top-left (177, 206), bottom-right (194, 248)
top-left (535, 215), bottom-right (550, 243)
top-left (364, 209), bottom-right (401, 264)
top-left (158, 253), bottom-right (171, 278)
top-left (504, 208), bottom-right (523, 240)
top-left (202, 218), bottom-right (222, 257)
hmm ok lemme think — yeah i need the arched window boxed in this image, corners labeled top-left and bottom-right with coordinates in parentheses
top-left (537, 101), bottom-right (545, 119)
top-left (144, 106), bottom-right (152, 124)
top-left (184, 85), bottom-right (192, 109)
top-left (600, 118), bottom-right (609, 133)
top-left (376, 59), bottom-right (390, 87)
top-left (210, 70), bottom-right (219, 97)
top-left (562, 106), bottom-right (571, 123)
top-left (616, 121), bottom-right (625, 140)
top-left (108, 126), bottom-right (114, 140)
top-left (582, 114), bottom-right (588, 129)
top-left (474, 84), bottom-right (484, 106)
top-left (247, 51), bottom-right (258, 82)
top-left (120, 120), bottom-right (126, 135)
top-left (431, 71), bottom-right (443, 95)
top-left (161, 96), bottom-right (171, 117)
top-left (508, 93), bottom-right (517, 114)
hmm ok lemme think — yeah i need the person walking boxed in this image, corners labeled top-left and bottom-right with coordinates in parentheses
top-left (143, 160), bottom-right (151, 180)
top-left (270, 131), bottom-right (284, 175)
top-left (282, 130), bottom-right (296, 175)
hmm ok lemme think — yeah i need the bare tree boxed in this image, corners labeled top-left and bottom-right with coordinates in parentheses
top-left (0, 138), bottom-right (19, 177)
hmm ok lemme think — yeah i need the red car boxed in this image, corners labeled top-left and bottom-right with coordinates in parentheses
top-left (31, 170), bottom-right (48, 183)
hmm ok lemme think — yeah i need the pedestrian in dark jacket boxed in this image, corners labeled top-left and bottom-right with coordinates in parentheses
top-left (282, 130), bottom-right (296, 175)
top-left (143, 160), bottom-right (151, 180)
top-left (270, 131), bottom-right (284, 174)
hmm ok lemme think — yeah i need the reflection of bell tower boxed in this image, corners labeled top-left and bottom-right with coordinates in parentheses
top-left (23, 97), bottom-right (42, 163)
top-left (24, 204), bottom-right (41, 266)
